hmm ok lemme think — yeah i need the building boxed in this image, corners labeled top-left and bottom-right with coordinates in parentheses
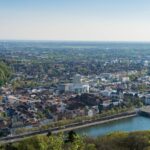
top-left (122, 77), bottom-right (130, 83)
top-left (145, 94), bottom-right (150, 105)
top-left (59, 83), bottom-right (89, 94)
top-left (59, 74), bottom-right (90, 94)
top-left (100, 89), bottom-right (112, 97)
top-left (73, 74), bottom-right (83, 83)
top-left (88, 109), bottom-right (94, 117)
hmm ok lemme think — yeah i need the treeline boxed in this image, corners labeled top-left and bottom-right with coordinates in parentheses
top-left (1, 131), bottom-right (150, 150)
top-left (0, 62), bottom-right (11, 86)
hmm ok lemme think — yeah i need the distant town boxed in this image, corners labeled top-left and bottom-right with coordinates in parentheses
top-left (1, 41), bottom-right (150, 137)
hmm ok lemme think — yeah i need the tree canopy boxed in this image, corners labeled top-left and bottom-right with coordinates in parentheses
top-left (1, 131), bottom-right (150, 150)
top-left (0, 62), bottom-right (11, 86)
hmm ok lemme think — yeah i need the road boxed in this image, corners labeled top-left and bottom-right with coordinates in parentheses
top-left (0, 111), bottom-right (136, 144)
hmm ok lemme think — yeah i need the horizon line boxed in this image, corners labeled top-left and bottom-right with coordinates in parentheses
top-left (1, 39), bottom-right (150, 43)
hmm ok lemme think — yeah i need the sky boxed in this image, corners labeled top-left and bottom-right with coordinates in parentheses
top-left (0, 0), bottom-right (150, 41)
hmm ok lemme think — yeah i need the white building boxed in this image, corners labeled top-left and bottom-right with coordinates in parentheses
top-left (144, 60), bottom-right (149, 67)
top-left (88, 109), bottom-right (94, 117)
top-left (122, 77), bottom-right (130, 83)
top-left (73, 74), bottom-right (83, 83)
top-left (60, 83), bottom-right (89, 94)
top-left (59, 74), bottom-right (89, 94)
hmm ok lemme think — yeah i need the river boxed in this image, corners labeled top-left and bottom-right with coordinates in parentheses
top-left (77, 116), bottom-right (150, 137)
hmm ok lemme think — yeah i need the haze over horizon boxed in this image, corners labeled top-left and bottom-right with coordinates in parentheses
top-left (1, 0), bottom-right (150, 41)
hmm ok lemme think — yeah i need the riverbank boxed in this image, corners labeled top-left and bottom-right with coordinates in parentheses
top-left (54, 113), bottom-right (137, 134)
top-left (0, 111), bottom-right (137, 144)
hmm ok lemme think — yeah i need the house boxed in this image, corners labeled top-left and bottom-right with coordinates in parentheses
top-left (100, 89), bottom-right (112, 97)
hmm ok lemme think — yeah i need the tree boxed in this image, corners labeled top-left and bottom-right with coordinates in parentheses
top-left (0, 62), bottom-right (11, 86)
top-left (67, 130), bottom-right (77, 143)
top-left (98, 103), bottom-right (103, 114)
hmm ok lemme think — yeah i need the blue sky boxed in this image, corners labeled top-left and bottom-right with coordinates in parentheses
top-left (0, 0), bottom-right (150, 41)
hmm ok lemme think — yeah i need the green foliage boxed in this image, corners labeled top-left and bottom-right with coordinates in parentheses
top-left (0, 62), bottom-right (11, 86)
top-left (48, 133), bottom-right (64, 150)
top-left (65, 135), bottom-right (85, 150)
top-left (2, 131), bottom-right (150, 150)
top-left (11, 79), bottom-right (50, 90)
top-left (129, 74), bottom-right (139, 82)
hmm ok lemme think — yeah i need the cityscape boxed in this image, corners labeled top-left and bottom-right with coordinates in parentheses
top-left (1, 0), bottom-right (150, 150)
top-left (1, 42), bottom-right (150, 145)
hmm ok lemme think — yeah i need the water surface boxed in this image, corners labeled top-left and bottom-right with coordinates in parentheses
top-left (77, 116), bottom-right (150, 137)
